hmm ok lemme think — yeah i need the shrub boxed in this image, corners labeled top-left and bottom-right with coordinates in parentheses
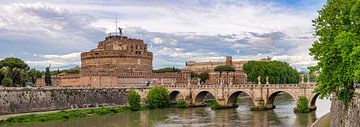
top-left (128, 90), bottom-right (141, 111)
top-left (206, 100), bottom-right (221, 110)
top-left (1, 78), bottom-right (13, 87)
top-left (177, 100), bottom-right (187, 108)
top-left (296, 96), bottom-right (309, 113)
top-left (147, 86), bottom-right (170, 109)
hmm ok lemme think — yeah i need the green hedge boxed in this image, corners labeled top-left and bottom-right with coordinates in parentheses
top-left (147, 86), bottom-right (170, 109)
top-left (128, 90), bottom-right (141, 111)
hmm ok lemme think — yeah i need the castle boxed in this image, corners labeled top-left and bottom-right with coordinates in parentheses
top-left (36, 34), bottom-right (191, 87)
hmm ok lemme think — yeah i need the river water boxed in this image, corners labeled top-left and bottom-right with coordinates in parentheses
top-left (1, 95), bottom-right (330, 127)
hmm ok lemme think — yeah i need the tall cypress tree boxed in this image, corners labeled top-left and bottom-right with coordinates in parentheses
top-left (45, 66), bottom-right (51, 86)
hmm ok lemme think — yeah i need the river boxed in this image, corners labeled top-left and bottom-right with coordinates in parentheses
top-left (0, 95), bottom-right (330, 127)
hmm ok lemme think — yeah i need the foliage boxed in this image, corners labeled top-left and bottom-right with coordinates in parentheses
top-left (28, 68), bottom-right (42, 84)
top-left (177, 99), bottom-right (187, 108)
top-left (147, 86), bottom-right (170, 109)
top-left (45, 66), bottom-right (51, 86)
top-left (243, 61), bottom-right (300, 84)
top-left (128, 90), bottom-right (141, 111)
top-left (191, 72), bottom-right (209, 83)
top-left (214, 66), bottom-right (235, 73)
top-left (153, 67), bottom-right (180, 73)
top-left (1, 78), bottom-right (13, 87)
top-left (206, 100), bottom-right (221, 110)
top-left (1, 106), bottom-right (130, 124)
top-left (0, 57), bottom-right (29, 86)
top-left (50, 69), bottom-right (80, 75)
top-left (310, 0), bottom-right (360, 104)
top-left (0, 69), bottom-right (4, 85)
top-left (296, 96), bottom-right (309, 113)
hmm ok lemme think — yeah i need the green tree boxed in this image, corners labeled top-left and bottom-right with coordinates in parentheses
top-left (191, 72), bottom-right (209, 83)
top-left (147, 86), bottom-right (170, 109)
top-left (152, 67), bottom-right (180, 73)
top-left (310, 0), bottom-right (360, 104)
top-left (0, 57), bottom-right (29, 86)
top-left (243, 61), bottom-right (300, 84)
top-left (128, 90), bottom-right (141, 111)
top-left (295, 96), bottom-right (309, 113)
top-left (214, 66), bottom-right (235, 77)
top-left (177, 99), bottom-right (187, 108)
top-left (0, 68), bottom-right (4, 85)
top-left (1, 77), bottom-right (13, 87)
top-left (214, 66), bottom-right (235, 73)
top-left (28, 68), bottom-right (42, 84)
top-left (45, 66), bottom-right (52, 86)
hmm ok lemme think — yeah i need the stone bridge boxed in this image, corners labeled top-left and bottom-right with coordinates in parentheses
top-left (165, 83), bottom-right (319, 111)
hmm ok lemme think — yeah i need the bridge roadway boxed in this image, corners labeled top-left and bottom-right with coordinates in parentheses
top-left (164, 83), bottom-right (319, 111)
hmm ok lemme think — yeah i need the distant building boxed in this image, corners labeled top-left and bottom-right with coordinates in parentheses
top-left (182, 56), bottom-right (248, 84)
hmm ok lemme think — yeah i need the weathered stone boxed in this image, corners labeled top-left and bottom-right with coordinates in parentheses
top-left (330, 94), bottom-right (360, 127)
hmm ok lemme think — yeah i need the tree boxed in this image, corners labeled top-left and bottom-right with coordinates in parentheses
top-left (310, 0), bottom-right (360, 104)
top-left (0, 68), bottom-right (4, 85)
top-left (191, 72), bottom-right (209, 83)
top-left (214, 66), bottom-right (235, 73)
top-left (0, 57), bottom-right (29, 86)
top-left (45, 66), bottom-right (52, 86)
top-left (243, 61), bottom-right (300, 84)
top-left (214, 66), bottom-right (235, 77)
top-left (128, 90), bottom-right (141, 111)
top-left (1, 78), bottom-right (13, 87)
top-left (177, 99), bottom-right (187, 108)
top-left (152, 67), bottom-right (180, 73)
top-left (28, 68), bottom-right (42, 84)
top-left (147, 86), bottom-right (170, 109)
top-left (295, 96), bottom-right (309, 113)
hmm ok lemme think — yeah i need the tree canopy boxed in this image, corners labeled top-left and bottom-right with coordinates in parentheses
top-left (214, 66), bottom-right (235, 73)
top-left (310, 0), bottom-right (360, 104)
top-left (191, 72), bottom-right (209, 83)
top-left (0, 57), bottom-right (29, 86)
top-left (243, 61), bottom-right (300, 84)
top-left (153, 67), bottom-right (180, 73)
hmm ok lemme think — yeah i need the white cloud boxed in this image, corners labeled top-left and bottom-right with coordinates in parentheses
top-left (151, 37), bottom-right (163, 45)
top-left (0, 1), bottom-right (324, 70)
top-left (0, 2), bottom-right (103, 50)
top-left (26, 52), bottom-right (80, 69)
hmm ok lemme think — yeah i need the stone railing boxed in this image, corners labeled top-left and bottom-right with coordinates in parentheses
top-left (164, 83), bottom-right (317, 89)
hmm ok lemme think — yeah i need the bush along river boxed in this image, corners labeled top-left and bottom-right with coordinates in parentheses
top-left (0, 94), bottom-right (330, 127)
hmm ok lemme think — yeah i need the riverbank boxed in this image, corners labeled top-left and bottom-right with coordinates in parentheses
top-left (311, 112), bottom-right (330, 127)
top-left (0, 106), bottom-right (131, 124)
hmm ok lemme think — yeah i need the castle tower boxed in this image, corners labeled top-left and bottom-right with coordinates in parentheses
top-left (80, 35), bottom-right (153, 77)
top-left (225, 56), bottom-right (233, 66)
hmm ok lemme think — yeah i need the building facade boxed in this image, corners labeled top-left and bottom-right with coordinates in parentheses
top-left (182, 56), bottom-right (248, 84)
top-left (36, 35), bottom-right (190, 87)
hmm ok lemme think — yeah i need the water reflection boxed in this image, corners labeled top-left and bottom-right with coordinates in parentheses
top-left (0, 96), bottom-right (330, 127)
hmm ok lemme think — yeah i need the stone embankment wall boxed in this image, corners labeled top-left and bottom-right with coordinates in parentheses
top-left (330, 94), bottom-right (360, 127)
top-left (0, 87), bottom-right (148, 115)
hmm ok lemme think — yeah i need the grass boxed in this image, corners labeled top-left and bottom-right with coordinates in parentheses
top-left (0, 106), bottom-right (131, 124)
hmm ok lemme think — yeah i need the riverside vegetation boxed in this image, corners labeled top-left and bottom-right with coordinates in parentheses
top-left (0, 86), bottom-right (172, 124)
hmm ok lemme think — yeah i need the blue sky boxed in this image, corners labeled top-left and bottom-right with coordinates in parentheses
top-left (0, 0), bottom-right (325, 71)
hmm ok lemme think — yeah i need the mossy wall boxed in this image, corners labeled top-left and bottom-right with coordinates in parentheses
top-left (0, 87), bottom-right (135, 115)
top-left (330, 94), bottom-right (360, 127)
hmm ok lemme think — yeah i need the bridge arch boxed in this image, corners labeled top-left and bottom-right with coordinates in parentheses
top-left (226, 90), bottom-right (255, 107)
top-left (266, 90), bottom-right (297, 109)
top-left (194, 91), bottom-right (216, 106)
top-left (169, 91), bottom-right (184, 103)
top-left (309, 93), bottom-right (320, 109)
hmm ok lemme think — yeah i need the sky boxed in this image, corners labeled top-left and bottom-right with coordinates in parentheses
top-left (0, 0), bottom-right (326, 72)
